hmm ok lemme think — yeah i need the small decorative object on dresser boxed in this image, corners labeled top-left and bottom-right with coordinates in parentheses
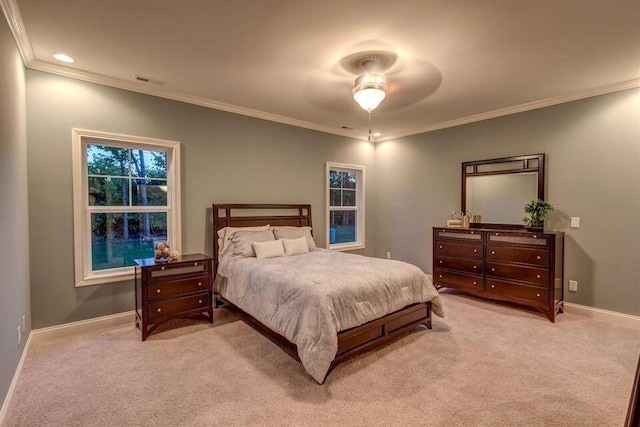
top-left (134, 254), bottom-right (213, 340)
top-left (523, 199), bottom-right (554, 229)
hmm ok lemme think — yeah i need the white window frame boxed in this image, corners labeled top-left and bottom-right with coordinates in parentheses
top-left (72, 129), bottom-right (181, 287)
top-left (325, 162), bottom-right (365, 251)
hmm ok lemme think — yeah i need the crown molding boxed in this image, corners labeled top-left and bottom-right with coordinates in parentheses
top-left (378, 78), bottom-right (640, 142)
top-left (3, 0), bottom-right (639, 143)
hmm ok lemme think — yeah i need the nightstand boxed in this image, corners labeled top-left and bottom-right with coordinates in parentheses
top-left (134, 253), bottom-right (213, 340)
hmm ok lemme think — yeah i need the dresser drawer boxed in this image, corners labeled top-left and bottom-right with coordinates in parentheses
top-left (148, 293), bottom-right (210, 321)
top-left (148, 276), bottom-right (209, 301)
top-left (486, 279), bottom-right (548, 304)
top-left (486, 262), bottom-right (549, 286)
top-left (435, 229), bottom-right (483, 242)
top-left (146, 260), bottom-right (210, 282)
top-left (434, 255), bottom-right (483, 275)
top-left (487, 232), bottom-right (548, 246)
top-left (435, 241), bottom-right (483, 259)
top-left (487, 245), bottom-right (549, 267)
top-left (433, 269), bottom-right (483, 291)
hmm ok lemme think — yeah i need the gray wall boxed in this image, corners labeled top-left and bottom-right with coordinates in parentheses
top-left (0, 18), bottom-right (30, 408)
top-left (376, 88), bottom-right (640, 316)
top-left (26, 70), bottom-right (377, 329)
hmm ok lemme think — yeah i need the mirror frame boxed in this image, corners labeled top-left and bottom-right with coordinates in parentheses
top-left (462, 153), bottom-right (545, 228)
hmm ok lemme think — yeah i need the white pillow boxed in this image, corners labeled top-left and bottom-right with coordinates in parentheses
top-left (282, 237), bottom-right (309, 256)
top-left (253, 240), bottom-right (286, 259)
top-left (217, 225), bottom-right (270, 257)
top-left (272, 226), bottom-right (317, 250)
top-left (232, 229), bottom-right (276, 257)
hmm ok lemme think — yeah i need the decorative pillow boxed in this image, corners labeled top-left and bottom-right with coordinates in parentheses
top-left (282, 237), bottom-right (309, 256)
top-left (272, 226), bottom-right (317, 250)
top-left (232, 229), bottom-right (276, 257)
top-left (253, 240), bottom-right (285, 259)
top-left (217, 225), bottom-right (270, 257)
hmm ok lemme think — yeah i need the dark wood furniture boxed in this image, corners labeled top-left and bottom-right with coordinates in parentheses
top-left (433, 227), bottom-right (564, 321)
top-left (627, 355), bottom-right (640, 427)
top-left (213, 203), bottom-right (433, 382)
top-left (135, 254), bottom-right (213, 340)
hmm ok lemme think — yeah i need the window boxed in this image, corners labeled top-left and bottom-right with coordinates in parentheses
top-left (72, 129), bottom-right (181, 287)
top-left (326, 162), bottom-right (365, 250)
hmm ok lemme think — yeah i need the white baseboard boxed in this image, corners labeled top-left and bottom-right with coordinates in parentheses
top-left (0, 311), bottom-right (135, 425)
top-left (0, 332), bottom-right (32, 426)
top-left (564, 303), bottom-right (640, 330)
top-left (29, 311), bottom-right (135, 345)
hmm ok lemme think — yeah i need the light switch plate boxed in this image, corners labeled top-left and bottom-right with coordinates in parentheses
top-left (570, 217), bottom-right (580, 228)
top-left (568, 280), bottom-right (578, 292)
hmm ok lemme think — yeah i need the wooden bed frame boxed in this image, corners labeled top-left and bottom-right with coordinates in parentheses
top-left (212, 203), bottom-right (433, 382)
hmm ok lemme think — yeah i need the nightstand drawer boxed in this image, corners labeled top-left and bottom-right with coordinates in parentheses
top-left (486, 279), bottom-right (548, 304)
top-left (486, 262), bottom-right (548, 286)
top-left (148, 293), bottom-right (210, 321)
top-left (434, 255), bottom-right (483, 275)
top-left (435, 241), bottom-right (483, 259)
top-left (148, 276), bottom-right (209, 301)
top-left (147, 261), bottom-right (210, 282)
top-left (433, 269), bottom-right (483, 291)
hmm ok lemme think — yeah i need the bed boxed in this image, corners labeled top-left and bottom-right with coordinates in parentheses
top-left (212, 203), bottom-right (444, 383)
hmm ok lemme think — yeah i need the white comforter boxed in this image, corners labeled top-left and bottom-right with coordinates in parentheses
top-left (216, 249), bottom-right (444, 383)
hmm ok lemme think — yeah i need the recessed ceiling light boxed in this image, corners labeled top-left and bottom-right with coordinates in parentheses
top-left (372, 132), bottom-right (382, 137)
top-left (53, 53), bottom-right (74, 63)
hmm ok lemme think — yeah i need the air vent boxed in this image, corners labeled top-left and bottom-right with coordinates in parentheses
top-left (133, 75), bottom-right (166, 86)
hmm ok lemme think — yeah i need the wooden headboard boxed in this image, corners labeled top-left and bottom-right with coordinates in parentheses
top-left (212, 203), bottom-right (312, 275)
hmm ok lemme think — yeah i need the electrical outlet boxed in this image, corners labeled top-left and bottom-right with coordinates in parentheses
top-left (17, 326), bottom-right (21, 346)
top-left (22, 315), bottom-right (26, 333)
top-left (386, 252), bottom-right (391, 259)
top-left (569, 280), bottom-right (578, 292)
top-left (570, 217), bottom-right (580, 228)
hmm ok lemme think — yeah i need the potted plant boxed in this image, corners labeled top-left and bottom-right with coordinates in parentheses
top-left (523, 199), bottom-right (554, 229)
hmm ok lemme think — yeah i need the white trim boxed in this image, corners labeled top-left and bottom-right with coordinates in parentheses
top-left (325, 162), bottom-right (365, 250)
top-left (29, 311), bottom-right (135, 344)
top-left (72, 129), bottom-right (182, 287)
top-left (564, 303), bottom-right (640, 330)
top-left (3, 0), bottom-right (639, 142)
top-left (0, 332), bottom-right (32, 426)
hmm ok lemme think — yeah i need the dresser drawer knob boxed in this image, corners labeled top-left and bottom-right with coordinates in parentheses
top-left (473, 266), bottom-right (477, 269)
top-left (199, 300), bottom-right (203, 304)
top-left (495, 233), bottom-right (500, 236)
top-left (491, 268), bottom-right (495, 272)
top-left (473, 281), bottom-right (477, 285)
top-left (536, 274), bottom-right (541, 278)
top-left (439, 275), bottom-right (443, 278)
top-left (537, 256), bottom-right (541, 260)
top-left (491, 285), bottom-right (495, 288)
top-left (194, 262), bottom-right (198, 266)
top-left (471, 231), bottom-right (474, 234)
top-left (439, 245), bottom-right (443, 249)
top-left (198, 282), bottom-right (203, 286)
top-left (491, 251), bottom-right (495, 255)
top-left (536, 293), bottom-right (541, 297)
top-left (156, 289), bottom-right (161, 293)
top-left (473, 249), bottom-right (477, 253)
top-left (157, 308), bottom-right (162, 313)
top-left (533, 235), bottom-right (537, 239)
top-left (161, 266), bottom-right (165, 271)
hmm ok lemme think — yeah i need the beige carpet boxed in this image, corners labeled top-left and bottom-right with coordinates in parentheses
top-left (4, 293), bottom-right (640, 427)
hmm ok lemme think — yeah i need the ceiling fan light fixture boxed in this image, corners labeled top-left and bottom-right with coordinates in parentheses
top-left (352, 74), bottom-right (388, 112)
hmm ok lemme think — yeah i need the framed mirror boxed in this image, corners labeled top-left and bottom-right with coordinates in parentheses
top-left (462, 153), bottom-right (545, 228)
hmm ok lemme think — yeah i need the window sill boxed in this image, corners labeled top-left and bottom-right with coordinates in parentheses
top-left (328, 243), bottom-right (365, 252)
top-left (75, 269), bottom-right (135, 287)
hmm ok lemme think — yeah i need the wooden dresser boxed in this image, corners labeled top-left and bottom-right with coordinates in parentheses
top-left (432, 227), bottom-right (564, 321)
top-left (135, 254), bottom-right (213, 340)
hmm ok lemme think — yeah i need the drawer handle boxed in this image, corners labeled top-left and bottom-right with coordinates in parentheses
top-left (473, 249), bottom-right (477, 253)
top-left (491, 285), bottom-right (495, 289)
top-left (194, 262), bottom-right (198, 266)
top-left (491, 268), bottom-right (495, 272)
top-left (495, 233), bottom-right (500, 236)
top-left (199, 300), bottom-right (203, 304)
top-left (537, 256), bottom-right (541, 260)
top-left (161, 266), bottom-right (165, 271)
top-left (470, 231), bottom-right (474, 234)
top-left (198, 282), bottom-right (203, 286)
top-left (439, 245), bottom-right (443, 249)
top-left (491, 251), bottom-right (495, 255)
top-left (536, 293), bottom-right (541, 297)
top-left (473, 281), bottom-right (477, 285)
top-left (156, 289), bottom-right (161, 293)
top-left (533, 235), bottom-right (537, 238)
top-left (473, 266), bottom-right (477, 269)
top-left (439, 260), bottom-right (443, 264)
top-left (439, 275), bottom-right (443, 278)
top-left (157, 308), bottom-right (162, 313)
top-left (536, 274), bottom-right (541, 278)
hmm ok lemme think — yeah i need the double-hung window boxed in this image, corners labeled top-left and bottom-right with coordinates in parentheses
top-left (326, 162), bottom-right (365, 251)
top-left (72, 129), bottom-right (181, 287)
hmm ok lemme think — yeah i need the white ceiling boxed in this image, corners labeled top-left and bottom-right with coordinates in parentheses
top-left (4, 0), bottom-right (640, 141)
